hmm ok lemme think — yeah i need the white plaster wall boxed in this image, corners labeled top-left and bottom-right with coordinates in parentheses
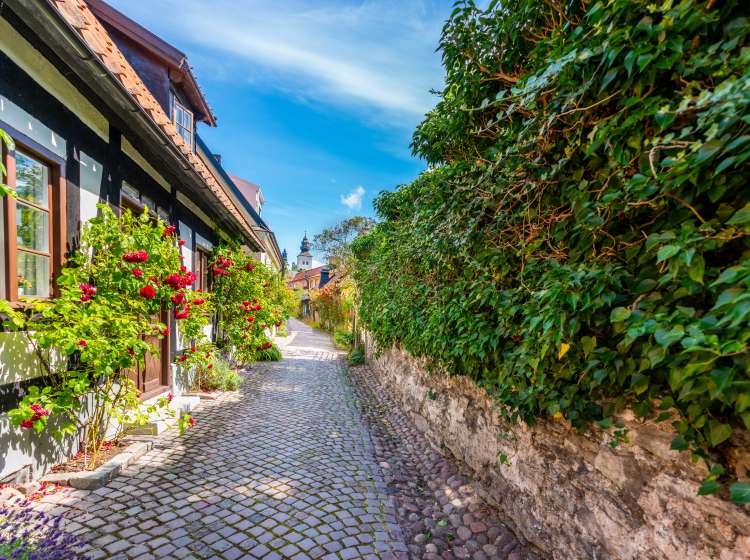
top-left (0, 18), bottom-right (108, 142)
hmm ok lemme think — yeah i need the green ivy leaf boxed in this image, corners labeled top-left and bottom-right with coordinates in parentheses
top-left (708, 421), bottom-right (732, 447)
top-left (729, 482), bottom-right (750, 504)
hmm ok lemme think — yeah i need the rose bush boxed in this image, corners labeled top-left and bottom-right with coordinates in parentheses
top-left (210, 246), bottom-right (294, 363)
top-left (1, 205), bottom-right (198, 467)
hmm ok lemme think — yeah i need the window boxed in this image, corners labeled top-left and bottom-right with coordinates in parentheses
top-left (172, 97), bottom-right (194, 150)
top-left (2, 142), bottom-right (65, 301)
top-left (197, 247), bottom-right (210, 292)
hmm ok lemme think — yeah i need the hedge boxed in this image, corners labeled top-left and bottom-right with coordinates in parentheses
top-left (353, 0), bottom-right (750, 498)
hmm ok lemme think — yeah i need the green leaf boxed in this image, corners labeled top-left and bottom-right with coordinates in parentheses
top-left (657, 245), bottom-right (680, 263)
top-left (708, 421), bottom-right (732, 447)
top-left (670, 435), bottom-right (688, 451)
top-left (697, 478), bottom-right (722, 496)
top-left (610, 307), bottom-right (631, 322)
top-left (727, 203), bottom-right (750, 225)
top-left (730, 482), bottom-right (750, 504)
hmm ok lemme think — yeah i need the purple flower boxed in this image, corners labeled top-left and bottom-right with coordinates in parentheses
top-left (0, 502), bottom-right (89, 559)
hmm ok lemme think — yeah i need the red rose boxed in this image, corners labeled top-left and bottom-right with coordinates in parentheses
top-left (213, 268), bottom-right (223, 276)
top-left (193, 298), bottom-right (205, 305)
top-left (161, 326), bottom-right (170, 337)
top-left (207, 364), bottom-right (213, 369)
top-left (132, 268), bottom-right (143, 278)
top-left (165, 273), bottom-right (183, 290)
top-left (191, 346), bottom-right (197, 353)
top-left (245, 264), bottom-right (255, 272)
top-left (30, 404), bottom-right (49, 416)
top-left (123, 251), bottom-right (148, 263)
top-left (171, 292), bottom-right (185, 305)
top-left (178, 239), bottom-right (185, 247)
top-left (188, 417), bottom-right (196, 427)
top-left (21, 419), bottom-right (34, 429)
top-left (175, 306), bottom-right (190, 320)
top-left (184, 271), bottom-right (196, 286)
top-left (167, 392), bottom-right (173, 403)
top-left (78, 339), bottom-right (88, 347)
top-left (139, 285), bottom-right (156, 299)
top-left (247, 316), bottom-right (255, 323)
top-left (242, 301), bottom-right (250, 306)
top-left (253, 305), bottom-right (262, 311)
top-left (163, 225), bottom-right (176, 237)
top-left (179, 354), bottom-right (188, 363)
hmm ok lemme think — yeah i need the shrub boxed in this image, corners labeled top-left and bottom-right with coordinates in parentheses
top-left (277, 324), bottom-right (289, 337)
top-left (353, 0), bottom-right (750, 498)
top-left (0, 502), bottom-right (89, 559)
top-left (347, 349), bottom-right (365, 366)
top-left (193, 357), bottom-right (243, 392)
top-left (256, 345), bottom-right (282, 362)
top-left (334, 328), bottom-right (354, 349)
top-left (2, 205), bottom-right (197, 467)
top-left (210, 246), bottom-right (294, 363)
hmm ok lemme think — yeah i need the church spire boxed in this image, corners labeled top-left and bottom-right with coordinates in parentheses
top-left (297, 232), bottom-right (312, 270)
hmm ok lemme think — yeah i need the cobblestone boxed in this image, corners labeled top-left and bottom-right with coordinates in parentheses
top-left (33, 319), bottom-right (406, 559)
top-left (31, 319), bottom-right (534, 559)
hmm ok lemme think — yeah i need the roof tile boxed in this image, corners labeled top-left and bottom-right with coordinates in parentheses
top-left (51, 0), bottom-right (258, 241)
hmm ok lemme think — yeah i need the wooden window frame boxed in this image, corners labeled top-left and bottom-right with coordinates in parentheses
top-left (172, 96), bottom-right (194, 151)
top-left (196, 246), bottom-right (211, 292)
top-left (2, 136), bottom-right (66, 303)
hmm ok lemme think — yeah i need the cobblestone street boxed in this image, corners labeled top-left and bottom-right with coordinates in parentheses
top-left (34, 319), bottom-right (530, 559)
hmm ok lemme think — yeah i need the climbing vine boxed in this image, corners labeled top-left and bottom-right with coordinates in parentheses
top-left (353, 0), bottom-right (750, 501)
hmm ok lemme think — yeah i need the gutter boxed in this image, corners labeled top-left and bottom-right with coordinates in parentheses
top-left (7, 0), bottom-right (261, 248)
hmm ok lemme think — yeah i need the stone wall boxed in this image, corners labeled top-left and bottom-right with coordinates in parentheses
top-left (364, 339), bottom-right (750, 560)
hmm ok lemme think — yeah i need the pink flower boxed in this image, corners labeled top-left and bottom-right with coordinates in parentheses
top-left (123, 251), bottom-right (149, 263)
top-left (140, 285), bottom-right (157, 299)
top-left (245, 264), bottom-right (255, 272)
top-left (30, 404), bottom-right (49, 416)
top-left (78, 339), bottom-right (88, 347)
top-left (21, 419), bottom-right (34, 429)
top-left (167, 392), bottom-right (173, 403)
top-left (132, 268), bottom-right (143, 278)
top-left (79, 283), bottom-right (97, 302)
top-left (188, 417), bottom-right (196, 427)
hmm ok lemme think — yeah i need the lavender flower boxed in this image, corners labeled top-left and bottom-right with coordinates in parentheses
top-left (0, 502), bottom-right (89, 560)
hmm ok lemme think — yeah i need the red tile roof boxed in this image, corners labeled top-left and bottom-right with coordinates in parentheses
top-left (50, 0), bottom-right (257, 242)
top-left (289, 266), bottom-right (325, 284)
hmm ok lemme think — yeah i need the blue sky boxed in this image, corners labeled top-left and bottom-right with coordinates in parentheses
top-left (108, 0), bottom-right (456, 264)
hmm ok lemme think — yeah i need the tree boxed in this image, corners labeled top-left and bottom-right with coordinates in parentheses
top-left (313, 216), bottom-right (375, 268)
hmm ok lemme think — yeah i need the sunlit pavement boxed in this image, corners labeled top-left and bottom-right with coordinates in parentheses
top-left (36, 318), bottom-right (408, 559)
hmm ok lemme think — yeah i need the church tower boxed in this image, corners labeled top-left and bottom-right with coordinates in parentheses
top-left (297, 233), bottom-right (312, 270)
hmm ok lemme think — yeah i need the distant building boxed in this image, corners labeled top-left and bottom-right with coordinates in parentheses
top-left (297, 233), bottom-right (313, 270)
top-left (287, 264), bottom-right (333, 317)
top-left (231, 175), bottom-right (264, 216)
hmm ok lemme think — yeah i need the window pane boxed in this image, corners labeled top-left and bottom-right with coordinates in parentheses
top-left (122, 182), bottom-right (139, 201)
top-left (157, 206), bottom-right (170, 221)
top-left (17, 251), bottom-right (50, 297)
top-left (175, 104), bottom-right (184, 124)
top-left (15, 151), bottom-right (48, 208)
top-left (142, 195), bottom-right (155, 211)
top-left (16, 202), bottom-right (49, 252)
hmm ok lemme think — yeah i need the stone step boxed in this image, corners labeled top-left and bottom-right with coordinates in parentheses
top-left (128, 394), bottom-right (200, 436)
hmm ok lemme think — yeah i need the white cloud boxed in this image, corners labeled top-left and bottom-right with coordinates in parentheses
top-left (107, 0), bottom-right (445, 127)
top-left (340, 185), bottom-right (366, 210)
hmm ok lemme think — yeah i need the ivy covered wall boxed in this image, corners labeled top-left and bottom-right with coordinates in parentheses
top-left (354, 0), bottom-right (750, 498)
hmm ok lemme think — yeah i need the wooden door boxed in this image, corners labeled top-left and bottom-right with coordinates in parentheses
top-left (126, 311), bottom-right (170, 400)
